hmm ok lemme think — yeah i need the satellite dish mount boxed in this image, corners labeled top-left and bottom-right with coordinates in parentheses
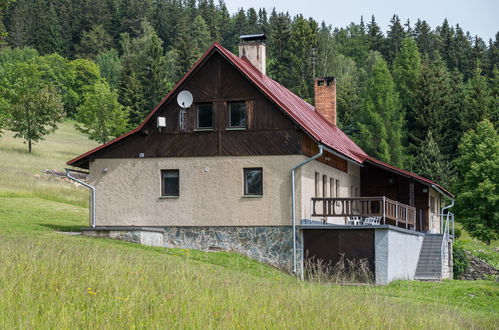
top-left (177, 90), bottom-right (193, 131)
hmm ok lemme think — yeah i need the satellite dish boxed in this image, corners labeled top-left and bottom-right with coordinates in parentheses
top-left (177, 90), bottom-right (193, 108)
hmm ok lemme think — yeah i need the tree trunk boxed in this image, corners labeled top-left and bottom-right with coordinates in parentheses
top-left (28, 139), bottom-right (32, 153)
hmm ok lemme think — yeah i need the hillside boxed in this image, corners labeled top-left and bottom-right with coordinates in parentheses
top-left (0, 122), bottom-right (498, 328)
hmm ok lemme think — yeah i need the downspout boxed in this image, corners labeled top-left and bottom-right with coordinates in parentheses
top-left (65, 168), bottom-right (96, 228)
top-left (291, 144), bottom-right (324, 275)
top-left (431, 184), bottom-right (455, 236)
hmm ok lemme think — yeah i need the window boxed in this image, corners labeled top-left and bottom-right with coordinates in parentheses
top-left (323, 175), bottom-right (328, 197)
top-left (161, 170), bottom-right (179, 196)
top-left (315, 172), bottom-right (320, 197)
top-left (430, 196), bottom-right (436, 213)
top-left (335, 179), bottom-right (340, 197)
top-left (229, 102), bottom-right (246, 128)
top-left (330, 178), bottom-right (335, 197)
top-left (244, 168), bottom-right (262, 195)
top-left (197, 104), bottom-right (213, 129)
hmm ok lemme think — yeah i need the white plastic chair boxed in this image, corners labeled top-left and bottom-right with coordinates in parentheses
top-left (363, 217), bottom-right (374, 225)
top-left (347, 216), bottom-right (362, 226)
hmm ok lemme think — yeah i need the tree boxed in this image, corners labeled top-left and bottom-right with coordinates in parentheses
top-left (76, 25), bottom-right (113, 59)
top-left (355, 53), bottom-right (405, 166)
top-left (453, 120), bottom-right (498, 244)
top-left (408, 56), bottom-right (451, 154)
top-left (366, 15), bottom-right (384, 53)
top-left (384, 15), bottom-right (406, 64)
top-left (96, 48), bottom-right (122, 91)
top-left (392, 38), bottom-right (422, 131)
top-left (75, 81), bottom-right (128, 144)
top-left (462, 65), bottom-right (494, 132)
top-left (412, 131), bottom-right (453, 188)
top-left (0, 62), bottom-right (64, 152)
top-left (413, 19), bottom-right (438, 59)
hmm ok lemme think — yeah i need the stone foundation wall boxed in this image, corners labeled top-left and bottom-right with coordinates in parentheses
top-left (83, 226), bottom-right (300, 272)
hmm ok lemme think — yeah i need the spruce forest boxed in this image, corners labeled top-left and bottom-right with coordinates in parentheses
top-left (0, 0), bottom-right (497, 243)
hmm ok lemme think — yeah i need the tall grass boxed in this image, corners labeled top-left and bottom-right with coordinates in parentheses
top-left (0, 120), bottom-right (97, 206)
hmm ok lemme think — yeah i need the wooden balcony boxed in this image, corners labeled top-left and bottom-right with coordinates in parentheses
top-left (311, 197), bottom-right (416, 229)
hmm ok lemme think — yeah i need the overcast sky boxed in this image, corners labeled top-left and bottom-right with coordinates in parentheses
top-left (225, 0), bottom-right (498, 41)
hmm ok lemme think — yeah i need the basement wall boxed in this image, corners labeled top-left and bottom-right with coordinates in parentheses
top-left (375, 228), bottom-right (424, 285)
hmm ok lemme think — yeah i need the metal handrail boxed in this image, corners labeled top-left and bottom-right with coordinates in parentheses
top-left (440, 212), bottom-right (453, 278)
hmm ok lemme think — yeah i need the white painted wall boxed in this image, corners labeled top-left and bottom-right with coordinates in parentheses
top-left (375, 229), bottom-right (424, 285)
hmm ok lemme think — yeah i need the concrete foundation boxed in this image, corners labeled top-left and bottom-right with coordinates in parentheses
top-left (374, 228), bottom-right (424, 285)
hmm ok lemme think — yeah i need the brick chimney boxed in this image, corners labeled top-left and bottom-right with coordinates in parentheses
top-left (239, 34), bottom-right (266, 75)
top-left (314, 77), bottom-right (337, 126)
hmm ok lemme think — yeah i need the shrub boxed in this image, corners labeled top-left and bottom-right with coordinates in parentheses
top-left (453, 242), bottom-right (469, 278)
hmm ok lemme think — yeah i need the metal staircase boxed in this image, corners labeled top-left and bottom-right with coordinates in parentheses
top-left (415, 234), bottom-right (445, 280)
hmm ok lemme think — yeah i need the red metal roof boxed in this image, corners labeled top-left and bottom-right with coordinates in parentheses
top-left (67, 42), bottom-right (451, 196)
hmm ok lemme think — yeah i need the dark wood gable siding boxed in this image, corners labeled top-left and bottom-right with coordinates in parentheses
top-left (91, 51), bottom-right (304, 160)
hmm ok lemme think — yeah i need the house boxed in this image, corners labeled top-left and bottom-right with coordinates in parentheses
top-left (67, 35), bottom-right (454, 284)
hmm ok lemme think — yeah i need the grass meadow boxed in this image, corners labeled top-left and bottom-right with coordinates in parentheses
top-left (0, 121), bottom-right (498, 328)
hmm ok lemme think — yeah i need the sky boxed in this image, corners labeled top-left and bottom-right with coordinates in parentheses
top-left (225, 0), bottom-right (498, 41)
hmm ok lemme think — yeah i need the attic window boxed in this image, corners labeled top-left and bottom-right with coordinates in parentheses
top-left (197, 104), bottom-right (213, 129)
top-left (229, 102), bottom-right (246, 128)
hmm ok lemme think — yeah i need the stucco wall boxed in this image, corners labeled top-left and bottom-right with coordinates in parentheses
top-left (299, 158), bottom-right (361, 224)
top-left (89, 155), bottom-right (361, 227)
top-left (89, 155), bottom-right (307, 226)
top-left (374, 228), bottom-right (424, 285)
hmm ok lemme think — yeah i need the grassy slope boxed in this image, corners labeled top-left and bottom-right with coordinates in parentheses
top-left (456, 224), bottom-right (499, 268)
top-left (0, 122), bottom-right (497, 328)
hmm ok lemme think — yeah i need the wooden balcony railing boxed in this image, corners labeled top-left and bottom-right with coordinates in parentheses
top-left (311, 197), bottom-right (416, 228)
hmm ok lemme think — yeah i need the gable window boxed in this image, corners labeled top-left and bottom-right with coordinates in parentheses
top-left (244, 168), bottom-right (262, 195)
top-left (161, 170), bottom-right (179, 197)
top-left (229, 102), bottom-right (246, 128)
top-left (197, 103), bottom-right (213, 129)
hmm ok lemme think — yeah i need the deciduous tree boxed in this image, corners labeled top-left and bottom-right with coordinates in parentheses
top-left (75, 81), bottom-right (128, 144)
top-left (453, 120), bottom-right (498, 244)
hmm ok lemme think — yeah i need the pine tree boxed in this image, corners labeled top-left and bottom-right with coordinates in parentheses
top-left (392, 38), bottom-right (422, 130)
top-left (267, 10), bottom-right (292, 83)
top-left (384, 15), bottom-right (406, 64)
top-left (355, 53), bottom-right (405, 166)
top-left (413, 131), bottom-right (453, 188)
top-left (366, 15), bottom-right (384, 53)
top-left (463, 65), bottom-right (494, 132)
top-left (76, 25), bottom-right (113, 59)
top-left (408, 56), bottom-right (452, 155)
top-left (413, 19), bottom-right (438, 59)
top-left (453, 119), bottom-right (498, 244)
top-left (288, 15), bottom-right (318, 102)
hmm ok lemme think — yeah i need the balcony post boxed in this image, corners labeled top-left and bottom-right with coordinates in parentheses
top-left (382, 196), bottom-right (386, 225)
top-left (395, 202), bottom-right (398, 227)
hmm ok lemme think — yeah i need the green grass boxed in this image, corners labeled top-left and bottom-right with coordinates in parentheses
top-left (0, 120), bottom-right (97, 206)
top-left (0, 122), bottom-right (498, 328)
top-left (455, 224), bottom-right (499, 268)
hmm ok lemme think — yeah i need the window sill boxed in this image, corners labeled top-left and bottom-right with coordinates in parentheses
top-left (241, 195), bottom-right (263, 198)
top-left (226, 127), bottom-right (246, 131)
top-left (194, 128), bottom-right (214, 132)
top-left (158, 196), bottom-right (179, 199)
